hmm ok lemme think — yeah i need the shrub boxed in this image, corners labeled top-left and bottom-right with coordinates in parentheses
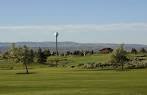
top-left (110, 44), bottom-right (128, 70)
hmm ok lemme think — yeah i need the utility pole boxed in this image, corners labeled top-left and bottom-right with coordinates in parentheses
top-left (54, 32), bottom-right (59, 67)
top-left (54, 32), bottom-right (59, 56)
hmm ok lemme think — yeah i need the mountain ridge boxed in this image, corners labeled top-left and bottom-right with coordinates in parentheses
top-left (0, 41), bottom-right (147, 52)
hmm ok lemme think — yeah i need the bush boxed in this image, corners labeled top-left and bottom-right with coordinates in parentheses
top-left (110, 44), bottom-right (128, 70)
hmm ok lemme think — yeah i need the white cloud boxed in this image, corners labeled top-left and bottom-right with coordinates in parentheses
top-left (0, 23), bottom-right (147, 33)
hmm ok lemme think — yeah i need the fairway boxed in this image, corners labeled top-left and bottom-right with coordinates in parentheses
top-left (0, 68), bottom-right (147, 95)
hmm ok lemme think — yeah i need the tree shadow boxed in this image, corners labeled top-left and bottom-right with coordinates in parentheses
top-left (16, 72), bottom-right (36, 74)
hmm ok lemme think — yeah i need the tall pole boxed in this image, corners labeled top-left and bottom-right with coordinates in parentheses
top-left (54, 32), bottom-right (59, 56)
top-left (54, 32), bottom-right (59, 67)
top-left (56, 33), bottom-right (58, 56)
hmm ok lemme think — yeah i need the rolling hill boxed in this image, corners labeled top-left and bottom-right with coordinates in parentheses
top-left (0, 42), bottom-right (147, 53)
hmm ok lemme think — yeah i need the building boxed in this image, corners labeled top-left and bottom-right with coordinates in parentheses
top-left (99, 48), bottom-right (113, 53)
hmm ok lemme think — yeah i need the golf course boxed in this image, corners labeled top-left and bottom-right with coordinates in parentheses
top-left (0, 52), bottom-right (147, 95)
top-left (0, 0), bottom-right (147, 94)
top-left (0, 68), bottom-right (147, 95)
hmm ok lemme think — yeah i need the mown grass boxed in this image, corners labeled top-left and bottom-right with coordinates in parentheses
top-left (67, 54), bottom-right (111, 64)
top-left (0, 53), bottom-right (147, 95)
top-left (0, 68), bottom-right (147, 95)
top-left (48, 54), bottom-right (111, 67)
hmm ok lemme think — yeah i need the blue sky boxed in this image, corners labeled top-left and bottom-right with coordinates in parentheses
top-left (0, 0), bottom-right (147, 44)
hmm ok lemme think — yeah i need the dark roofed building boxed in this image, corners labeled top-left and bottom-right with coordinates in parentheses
top-left (99, 48), bottom-right (113, 53)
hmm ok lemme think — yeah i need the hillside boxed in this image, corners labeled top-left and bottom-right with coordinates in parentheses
top-left (0, 42), bottom-right (147, 52)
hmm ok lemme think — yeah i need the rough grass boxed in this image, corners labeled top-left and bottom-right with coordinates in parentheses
top-left (0, 68), bottom-right (147, 95)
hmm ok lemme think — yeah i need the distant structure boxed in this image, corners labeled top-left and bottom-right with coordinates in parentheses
top-left (99, 48), bottom-right (113, 53)
top-left (54, 32), bottom-right (59, 56)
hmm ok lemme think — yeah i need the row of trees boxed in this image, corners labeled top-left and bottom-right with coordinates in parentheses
top-left (3, 47), bottom-right (95, 65)
top-left (131, 48), bottom-right (147, 54)
top-left (1, 43), bottom-right (147, 73)
top-left (2, 44), bottom-right (53, 73)
top-left (3, 45), bottom-right (51, 64)
top-left (110, 46), bottom-right (147, 70)
top-left (2, 44), bottom-right (90, 73)
top-left (65, 50), bottom-right (94, 56)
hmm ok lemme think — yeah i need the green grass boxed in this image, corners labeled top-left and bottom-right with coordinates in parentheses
top-left (0, 68), bottom-right (147, 95)
top-left (48, 54), bottom-right (111, 66)
top-left (50, 53), bottom-right (147, 66)
top-left (0, 53), bottom-right (147, 95)
top-left (67, 54), bottom-right (111, 64)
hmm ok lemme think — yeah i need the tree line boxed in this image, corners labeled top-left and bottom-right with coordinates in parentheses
top-left (1, 43), bottom-right (147, 73)
top-left (131, 48), bottom-right (147, 54)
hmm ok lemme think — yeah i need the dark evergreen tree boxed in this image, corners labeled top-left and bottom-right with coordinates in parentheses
top-left (91, 50), bottom-right (94, 55)
top-left (29, 49), bottom-right (34, 63)
top-left (43, 49), bottom-right (51, 57)
top-left (43, 49), bottom-right (51, 63)
top-left (131, 48), bottom-right (138, 54)
top-left (140, 48), bottom-right (146, 53)
top-left (35, 48), bottom-right (46, 64)
top-left (36, 48), bottom-right (42, 63)
top-left (66, 51), bottom-right (72, 56)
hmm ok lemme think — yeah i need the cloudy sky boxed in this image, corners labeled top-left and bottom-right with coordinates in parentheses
top-left (0, 0), bottom-right (147, 44)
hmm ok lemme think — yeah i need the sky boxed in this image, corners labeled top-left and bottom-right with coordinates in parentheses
top-left (0, 0), bottom-right (147, 44)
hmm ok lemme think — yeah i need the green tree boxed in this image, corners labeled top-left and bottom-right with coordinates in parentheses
top-left (43, 49), bottom-right (51, 57)
top-left (8, 44), bottom-right (34, 74)
top-left (8, 43), bottom-right (24, 63)
top-left (111, 44), bottom-right (128, 70)
top-left (20, 46), bottom-right (30, 74)
top-left (35, 48), bottom-right (46, 64)
top-left (43, 49), bottom-right (51, 63)
top-left (2, 51), bottom-right (9, 59)
top-left (35, 48), bottom-right (42, 63)
top-left (131, 48), bottom-right (138, 54)
top-left (29, 49), bottom-right (34, 63)
top-left (140, 48), bottom-right (146, 53)
top-left (16, 46), bottom-right (33, 74)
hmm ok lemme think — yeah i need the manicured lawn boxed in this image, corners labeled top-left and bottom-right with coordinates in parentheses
top-left (67, 54), bottom-right (111, 64)
top-left (0, 68), bottom-right (147, 95)
top-left (48, 54), bottom-right (111, 66)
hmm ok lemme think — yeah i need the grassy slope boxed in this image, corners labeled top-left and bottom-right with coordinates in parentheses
top-left (0, 68), bottom-right (147, 95)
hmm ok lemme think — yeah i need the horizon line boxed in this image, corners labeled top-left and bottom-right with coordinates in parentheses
top-left (0, 41), bottom-right (146, 46)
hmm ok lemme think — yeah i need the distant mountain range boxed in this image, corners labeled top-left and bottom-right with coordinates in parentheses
top-left (0, 42), bottom-right (147, 53)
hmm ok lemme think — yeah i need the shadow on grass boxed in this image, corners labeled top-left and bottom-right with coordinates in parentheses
top-left (16, 72), bottom-right (36, 74)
